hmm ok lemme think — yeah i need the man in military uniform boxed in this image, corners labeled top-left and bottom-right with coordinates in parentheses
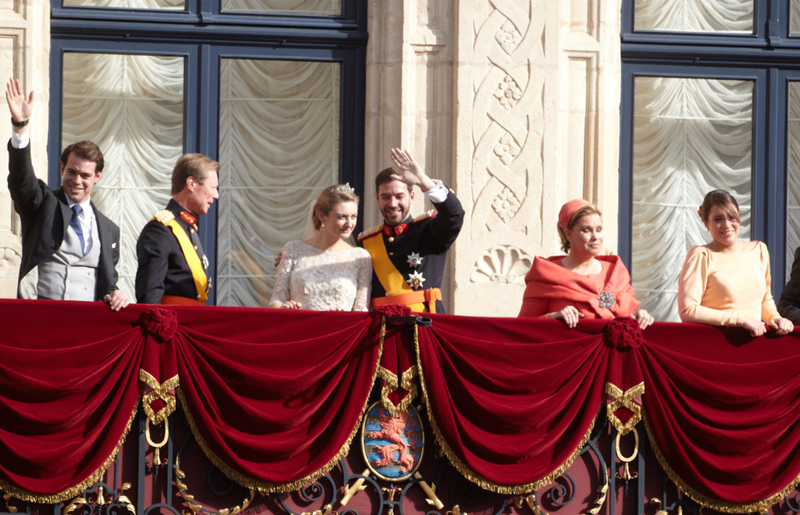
top-left (358, 148), bottom-right (464, 313)
top-left (135, 153), bottom-right (220, 305)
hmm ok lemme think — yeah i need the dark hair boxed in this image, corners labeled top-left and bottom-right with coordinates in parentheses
top-left (557, 205), bottom-right (602, 253)
top-left (700, 189), bottom-right (740, 223)
top-left (313, 184), bottom-right (360, 231)
top-left (60, 141), bottom-right (104, 174)
top-left (172, 153), bottom-right (221, 195)
top-left (375, 167), bottom-right (412, 193)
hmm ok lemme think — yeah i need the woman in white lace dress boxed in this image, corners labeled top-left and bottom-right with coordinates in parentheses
top-left (269, 184), bottom-right (373, 311)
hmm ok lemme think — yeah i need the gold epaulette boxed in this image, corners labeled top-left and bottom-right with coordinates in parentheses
top-left (413, 209), bottom-right (437, 224)
top-left (153, 210), bottom-right (175, 225)
top-left (357, 225), bottom-right (383, 242)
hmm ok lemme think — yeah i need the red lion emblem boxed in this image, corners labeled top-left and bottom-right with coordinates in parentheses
top-left (368, 409), bottom-right (416, 474)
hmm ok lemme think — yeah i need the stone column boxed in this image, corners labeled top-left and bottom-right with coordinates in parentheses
top-left (0, 0), bottom-right (49, 298)
top-left (449, 0), bottom-right (622, 316)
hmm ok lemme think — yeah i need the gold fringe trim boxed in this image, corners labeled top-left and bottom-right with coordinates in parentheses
top-left (376, 365), bottom-right (418, 417)
top-left (175, 318), bottom-right (387, 494)
top-left (643, 412), bottom-right (800, 513)
top-left (0, 397), bottom-right (140, 504)
top-left (605, 382), bottom-right (644, 436)
top-left (139, 370), bottom-right (180, 424)
top-left (414, 325), bottom-right (599, 494)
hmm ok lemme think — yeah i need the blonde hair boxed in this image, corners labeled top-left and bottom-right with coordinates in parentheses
top-left (313, 184), bottom-right (360, 231)
top-left (557, 205), bottom-right (602, 253)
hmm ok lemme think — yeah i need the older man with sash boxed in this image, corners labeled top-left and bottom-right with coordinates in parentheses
top-left (135, 153), bottom-right (219, 305)
top-left (358, 148), bottom-right (464, 313)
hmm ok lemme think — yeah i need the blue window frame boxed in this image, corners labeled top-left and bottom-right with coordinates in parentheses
top-left (49, 0), bottom-right (367, 305)
top-left (619, 0), bottom-right (800, 305)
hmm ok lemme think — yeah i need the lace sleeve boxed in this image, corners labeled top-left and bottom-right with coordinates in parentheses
top-left (269, 241), bottom-right (296, 305)
top-left (352, 249), bottom-right (373, 311)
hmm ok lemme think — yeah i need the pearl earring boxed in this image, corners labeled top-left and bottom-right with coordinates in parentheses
top-left (321, 222), bottom-right (325, 228)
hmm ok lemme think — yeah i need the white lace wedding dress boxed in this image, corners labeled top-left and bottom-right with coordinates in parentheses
top-left (270, 240), bottom-right (373, 311)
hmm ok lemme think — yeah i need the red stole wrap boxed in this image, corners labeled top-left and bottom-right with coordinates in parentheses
top-left (521, 255), bottom-right (640, 319)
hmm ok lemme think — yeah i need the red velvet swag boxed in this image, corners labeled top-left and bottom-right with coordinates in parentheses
top-left (4, 299), bottom-right (800, 512)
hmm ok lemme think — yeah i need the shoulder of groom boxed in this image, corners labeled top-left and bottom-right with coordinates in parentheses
top-left (357, 225), bottom-right (383, 242)
top-left (412, 209), bottom-right (436, 224)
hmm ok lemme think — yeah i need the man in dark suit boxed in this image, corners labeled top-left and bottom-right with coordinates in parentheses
top-left (5, 78), bottom-right (128, 310)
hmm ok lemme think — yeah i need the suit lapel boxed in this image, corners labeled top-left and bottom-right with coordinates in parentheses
top-left (55, 188), bottom-right (72, 243)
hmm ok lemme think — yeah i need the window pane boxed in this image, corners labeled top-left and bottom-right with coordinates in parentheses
top-left (794, 1), bottom-right (800, 36)
top-left (62, 0), bottom-right (185, 9)
top-left (221, 0), bottom-right (340, 15)
top-left (787, 82), bottom-right (800, 277)
top-left (631, 77), bottom-right (753, 321)
top-left (217, 59), bottom-right (340, 307)
top-left (62, 52), bottom-right (185, 301)
top-left (634, 0), bottom-right (754, 33)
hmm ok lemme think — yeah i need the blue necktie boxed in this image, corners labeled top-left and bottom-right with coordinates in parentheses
top-left (70, 204), bottom-right (86, 255)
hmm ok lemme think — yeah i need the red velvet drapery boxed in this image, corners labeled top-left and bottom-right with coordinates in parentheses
top-left (2, 299), bottom-right (800, 512)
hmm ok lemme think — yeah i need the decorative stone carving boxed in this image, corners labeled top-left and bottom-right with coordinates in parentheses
top-left (491, 187), bottom-right (521, 223)
top-left (451, 0), bottom-right (622, 316)
top-left (494, 21), bottom-right (522, 54)
top-left (493, 75), bottom-right (523, 110)
top-left (470, 245), bottom-right (532, 284)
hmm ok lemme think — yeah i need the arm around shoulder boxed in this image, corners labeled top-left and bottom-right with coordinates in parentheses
top-left (352, 248), bottom-right (373, 312)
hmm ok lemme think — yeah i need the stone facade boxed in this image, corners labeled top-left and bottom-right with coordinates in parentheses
top-left (0, 0), bottom-right (622, 317)
top-left (365, 0), bottom-right (622, 316)
top-left (0, 0), bottom-right (49, 298)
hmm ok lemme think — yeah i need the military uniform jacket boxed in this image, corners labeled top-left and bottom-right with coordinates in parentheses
top-left (135, 199), bottom-right (210, 304)
top-left (360, 192), bottom-right (464, 313)
top-left (7, 140), bottom-right (120, 300)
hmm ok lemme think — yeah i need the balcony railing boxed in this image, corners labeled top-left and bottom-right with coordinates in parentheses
top-left (1, 299), bottom-right (799, 515)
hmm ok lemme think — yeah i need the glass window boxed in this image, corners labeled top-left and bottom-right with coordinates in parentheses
top-left (221, 0), bottom-right (340, 15)
top-left (62, 52), bottom-right (185, 300)
top-left (631, 76), bottom-right (753, 321)
top-left (634, 0), bottom-right (754, 33)
top-left (62, 0), bottom-right (185, 8)
top-left (216, 59), bottom-right (340, 307)
top-left (787, 82), bottom-right (800, 277)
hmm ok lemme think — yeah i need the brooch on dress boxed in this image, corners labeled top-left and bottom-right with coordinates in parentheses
top-left (598, 290), bottom-right (615, 309)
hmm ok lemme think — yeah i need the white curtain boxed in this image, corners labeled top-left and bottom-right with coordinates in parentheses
top-left (222, 0), bottom-right (339, 15)
top-left (216, 59), bottom-right (340, 307)
top-left (793, 1), bottom-right (800, 35)
top-left (632, 77), bottom-right (753, 322)
top-left (63, 0), bottom-right (184, 8)
top-left (788, 83), bottom-right (800, 277)
top-left (62, 53), bottom-right (185, 302)
top-left (634, 0), bottom-right (753, 33)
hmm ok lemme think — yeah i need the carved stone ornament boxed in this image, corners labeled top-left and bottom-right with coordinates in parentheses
top-left (470, 246), bottom-right (532, 284)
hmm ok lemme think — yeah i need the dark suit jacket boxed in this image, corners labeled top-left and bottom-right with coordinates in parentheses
top-left (7, 140), bottom-right (120, 300)
top-left (779, 246), bottom-right (800, 324)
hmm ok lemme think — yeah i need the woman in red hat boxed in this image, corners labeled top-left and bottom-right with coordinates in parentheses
top-left (518, 199), bottom-right (653, 329)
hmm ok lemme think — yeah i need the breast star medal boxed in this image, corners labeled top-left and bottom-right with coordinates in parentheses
top-left (407, 270), bottom-right (425, 290)
top-left (406, 252), bottom-right (423, 268)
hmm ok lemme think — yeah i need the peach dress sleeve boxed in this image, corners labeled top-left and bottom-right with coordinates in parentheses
top-left (677, 242), bottom-right (780, 326)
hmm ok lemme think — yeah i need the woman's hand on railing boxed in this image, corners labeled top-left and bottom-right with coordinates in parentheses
top-left (742, 316), bottom-right (767, 337)
top-left (545, 306), bottom-right (583, 328)
top-left (769, 316), bottom-right (794, 336)
top-left (632, 309), bottom-right (654, 330)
